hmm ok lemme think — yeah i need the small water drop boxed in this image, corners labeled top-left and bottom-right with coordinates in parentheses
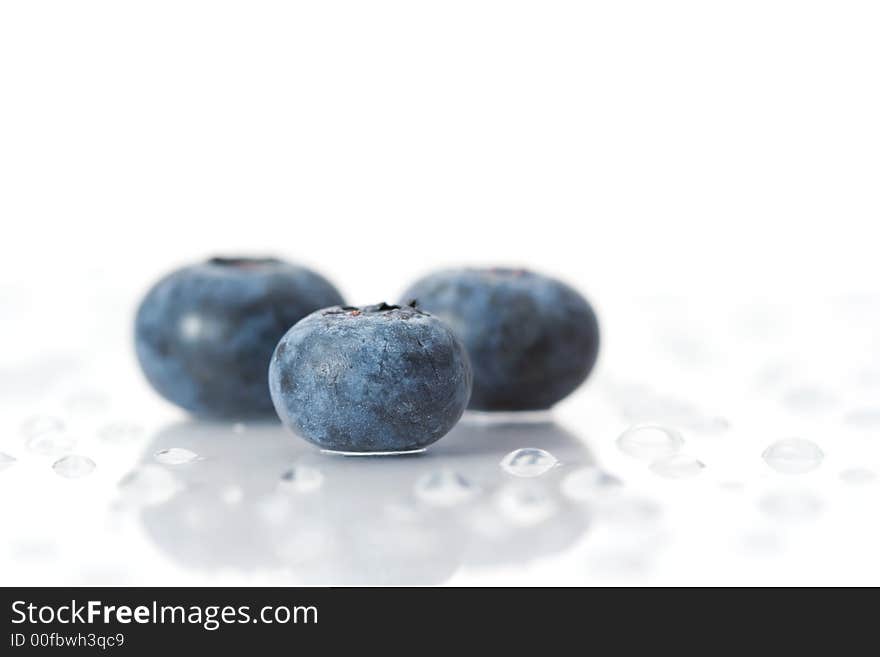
top-left (21, 415), bottom-right (65, 437)
top-left (560, 467), bottom-right (622, 501)
top-left (649, 454), bottom-right (705, 479)
top-left (499, 448), bottom-right (558, 477)
top-left (278, 465), bottom-right (324, 494)
top-left (414, 470), bottom-right (479, 507)
top-left (118, 465), bottom-right (180, 506)
top-left (762, 438), bottom-right (824, 474)
top-left (616, 425), bottom-right (684, 460)
top-left (0, 452), bottom-right (17, 471)
top-left (98, 422), bottom-right (143, 443)
top-left (496, 482), bottom-right (558, 525)
top-left (839, 468), bottom-right (876, 484)
top-left (154, 448), bottom-right (200, 465)
top-left (52, 455), bottom-right (96, 479)
top-left (759, 491), bottom-right (822, 521)
top-left (232, 423), bottom-right (246, 434)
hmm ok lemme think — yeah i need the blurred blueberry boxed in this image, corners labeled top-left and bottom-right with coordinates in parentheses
top-left (269, 303), bottom-right (472, 453)
top-left (135, 257), bottom-right (344, 418)
top-left (400, 268), bottom-right (599, 411)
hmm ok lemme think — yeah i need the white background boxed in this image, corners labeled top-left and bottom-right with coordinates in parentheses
top-left (1, 2), bottom-right (879, 586)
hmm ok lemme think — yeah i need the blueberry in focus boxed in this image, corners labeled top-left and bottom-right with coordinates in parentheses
top-left (269, 303), bottom-right (472, 453)
top-left (400, 268), bottom-right (599, 411)
top-left (135, 257), bottom-right (345, 418)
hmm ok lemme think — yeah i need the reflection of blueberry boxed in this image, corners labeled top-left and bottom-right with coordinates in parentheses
top-left (401, 268), bottom-right (599, 411)
top-left (269, 303), bottom-right (472, 453)
top-left (135, 257), bottom-right (344, 418)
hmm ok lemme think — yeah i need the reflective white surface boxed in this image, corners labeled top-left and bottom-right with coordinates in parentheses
top-left (2, 278), bottom-right (880, 586)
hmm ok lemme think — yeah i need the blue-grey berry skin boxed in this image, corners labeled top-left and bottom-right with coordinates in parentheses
top-left (269, 303), bottom-right (473, 453)
top-left (135, 257), bottom-right (345, 419)
top-left (400, 268), bottom-right (599, 411)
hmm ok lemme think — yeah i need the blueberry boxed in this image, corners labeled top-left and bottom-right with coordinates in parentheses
top-left (400, 268), bottom-right (599, 411)
top-left (135, 257), bottom-right (344, 418)
top-left (269, 303), bottom-right (472, 453)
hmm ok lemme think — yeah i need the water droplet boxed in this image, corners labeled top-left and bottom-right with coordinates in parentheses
top-left (839, 468), bottom-right (876, 484)
top-left (0, 452), bottom-right (17, 471)
top-left (759, 491), bottom-right (822, 521)
top-left (278, 465), bottom-right (324, 494)
top-left (98, 422), bottom-right (143, 443)
top-left (560, 467), bottom-right (622, 501)
top-left (495, 482), bottom-right (558, 525)
top-left (118, 465), bottom-right (180, 506)
top-left (844, 408), bottom-right (880, 429)
top-left (616, 425), bottom-right (684, 460)
top-left (52, 455), bottom-right (96, 479)
top-left (21, 415), bottom-right (64, 438)
top-left (154, 448), bottom-right (200, 465)
top-left (499, 448), bottom-right (558, 477)
top-left (414, 470), bottom-right (479, 507)
top-left (649, 454), bottom-right (705, 479)
top-left (762, 438), bottom-right (824, 474)
top-left (232, 423), bottom-right (246, 434)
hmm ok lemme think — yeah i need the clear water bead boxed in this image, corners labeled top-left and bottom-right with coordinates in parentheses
top-left (154, 448), bottom-right (200, 465)
top-left (499, 448), bottom-right (558, 477)
top-left (0, 452), bottom-right (17, 471)
top-left (560, 467), bottom-right (622, 501)
top-left (649, 454), bottom-right (705, 479)
top-left (278, 465), bottom-right (324, 494)
top-left (762, 438), bottom-right (824, 474)
top-left (839, 468), bottom-right (876, 484)
top-left (496, 482), bottom-right (558, 525)
top-left (414, 470), bottom-right (479, 507)
top-left (616, 425), bottom-right (684, 460)
top-left (52, 455), bottom-right (96, 479)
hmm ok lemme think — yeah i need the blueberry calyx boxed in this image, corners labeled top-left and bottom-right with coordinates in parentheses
top-left (207, 256), bottom-right (281, 269)
top-left (322, 302), bottom-right (427, 319)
